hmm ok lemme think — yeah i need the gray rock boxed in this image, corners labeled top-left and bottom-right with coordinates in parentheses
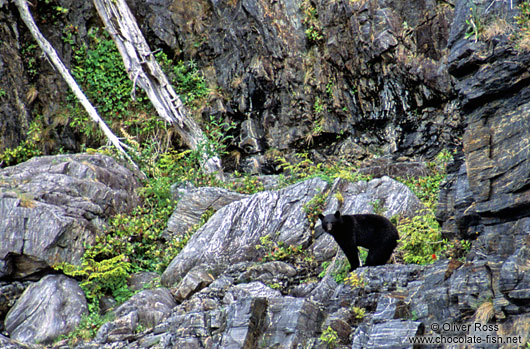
top-left (166, 186), bottom-right (247, 240)
top-left (217, 297), bottom-right (268, 349)
top-left (223, 282), bottom-right (282, 305)
top-left (96, 288), bottom-right (176, 344)
top-left (4, 274), bottom-right (87, 344)
top-left (351, 320), bottom-right (424, 348)
top-left (0, 334), bottom-right (33, 349)
top-left (499, 243), bottom-right (530, 308)
top-left (114, 288), bottom-right (176, 328)
top-left (261, 297), bottom-right (323, 348)
top-left (0, 281), bottom-right (27, 326)
top-left (161, 177), bottom-right (329, 287)
top-left (127, 271), bottom-right (160, 292)
top-left (0, 154), bottom-right (140, 279)
top-left (95, 311), bottom-right (138, 344)
top-left (172, 265), bottom-right (216, 303)
top-left (237, 261), bottom-right (297, 285)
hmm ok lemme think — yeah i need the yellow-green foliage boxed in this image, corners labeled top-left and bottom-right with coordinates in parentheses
top-left (394, 149), bottom-right (461, 264)
top-left (352, 306), bottom-right (366, 320)
top-left (397, 210), bottom-right (443, 264)
top-left (301, 0), bottom-right (323, 43)
top-left (319, 326), bottom-right (339, 348)
top-left (276, 152), bottom-right (371, 186)
top-left (255, 234), bottom-right (313, 265)
top-left (344, 272), bottom-right (365, 288)
top-left (56, 254), bottom-right (131, 304)
top-left (0, 119), bottom-right (42, 167)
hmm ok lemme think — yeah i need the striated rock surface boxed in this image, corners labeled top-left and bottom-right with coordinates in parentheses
top-left (0, 154), bottom-right (140, 279)
top-left (4, 275), bottom-right (87, 345)
top-left (162, 176), bottom-right (420, 288)
top-left (165, 184), bottom-right (247, 239)
top-left (161, 177), bottom-right (329, 287)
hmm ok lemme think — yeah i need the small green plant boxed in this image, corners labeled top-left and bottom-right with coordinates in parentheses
top-left (55, 254), bottom-right (132, 305)
top-left (228, 172), bottom-right (265, 194)
top-left (303, 189), bottom-right (330, 228)
top-left (344, 271), bottom-right (365, 288)
top-left (0, 87), bottom-right (6, 99)
top-left (515, 1), bottom-right (530, 32)
top-left (465, 5), bottom-right (483, 42)
top-left (396, 210), bottom-right (444, 265)
top-left (313, 96), bottom-right (325, 114)
top-left (352, 306), bottom-right (366, 320)
top-left (194, 115), bottom-right (236, 162)
top-left (301, 0), bottom-right (323, 43)
top-left (334, 192), bottom-right (344, 206)
top-left (370, 199), bottom-right (385, 215)
top-left (275, 152), bottom-right (371, 187)
top-left (57, 310), bottom-right (114, 346)
top-left (318, 261), bottom-right (331, 278)
top-left (155, 53), bottom-right (209, 107)
top-left (320, 326), bottom-right (339, 348)
top-left (513, 1), bottom-right (530, 50)
top-left (255, 234), bottom-right (305, 263)
top-left (0, 118), bottom-right (43, 167)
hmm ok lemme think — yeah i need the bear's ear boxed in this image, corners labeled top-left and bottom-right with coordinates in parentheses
top-left (318, 213), bottom-right (325, 221)
top-left (334, 210), bottom-right (341, 218)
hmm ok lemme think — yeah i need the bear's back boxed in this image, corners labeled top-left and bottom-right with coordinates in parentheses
top-left (347, 214), bottom-right (398, 249)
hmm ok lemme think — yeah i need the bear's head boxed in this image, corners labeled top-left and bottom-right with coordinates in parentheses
top-left (318, 211), bottom-right (344, 236)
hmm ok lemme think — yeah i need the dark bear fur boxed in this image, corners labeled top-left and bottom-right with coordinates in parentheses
top-left (318, 210), bottom-right (399, 271)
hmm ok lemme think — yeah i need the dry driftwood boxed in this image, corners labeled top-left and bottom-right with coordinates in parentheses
top-left (92, 0), bottom-right (223, 177)
top-left (13, 0), bottom-right (136, 166)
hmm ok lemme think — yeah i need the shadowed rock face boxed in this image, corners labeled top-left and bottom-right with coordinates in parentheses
top-left (141, 0), bottom-right (459, 167)
top-left (0, 154), bottom-right (141, 279)
top-left (1, 0), bottom-right (460, 172)
top-left (437, 0), bottom-right (530, 328)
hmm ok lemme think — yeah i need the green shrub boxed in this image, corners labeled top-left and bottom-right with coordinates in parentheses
top-left (397, 210), bottom-right (443, 264)
top-left (319, 326), bottom-right (339, 348)
top-left (0, 118), bottom-right (43, 167)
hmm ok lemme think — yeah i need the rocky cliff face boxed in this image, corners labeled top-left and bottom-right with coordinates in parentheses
top-left (436, 0), bottom-right (530, 330)
top-left (0, 0), bottom-right (461, 171)
top-left (128, 0), bottom-right (463, 170)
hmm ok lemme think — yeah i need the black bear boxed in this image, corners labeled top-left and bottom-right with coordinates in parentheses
top-left (318, 210), bottom-right (399, 271)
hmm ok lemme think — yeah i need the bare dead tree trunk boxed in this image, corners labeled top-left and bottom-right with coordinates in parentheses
top-left (13, 0), bottom-right (137, 168)
top-left (92, 0), bottom-right (224, 177)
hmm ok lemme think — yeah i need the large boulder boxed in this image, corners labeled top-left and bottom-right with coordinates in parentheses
top-left (96, 288), bottom-right (176, 344)
top-left (4, 274), bottom-right (87, 344)
top-left (0, 154), bottom-right (141, 279)
top-left (162, 176), bottom-right (423, 288)
top-left (161, 177), bottom-right (329, 287)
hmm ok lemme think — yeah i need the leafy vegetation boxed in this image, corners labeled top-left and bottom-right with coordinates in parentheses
top-left (301, 0), bottom-right (323, 43)
top-left (396, 149), bottom-right (470, 264)
top-left (319, 326), bottom-right (339, 348)
top-left (0, 118), bottom-right (43, 167)
top-left (275, 152), bottom-right (371, 187)
top-left (255, 234), bottom-right (314, 266)
top-left (344, 272), bottom-right (365, 289)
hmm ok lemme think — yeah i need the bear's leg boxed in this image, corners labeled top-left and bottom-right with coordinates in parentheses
top-left (365, 246), bottom-right (392, 267)
top-left (345, 247), bottom-right (361, 271)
